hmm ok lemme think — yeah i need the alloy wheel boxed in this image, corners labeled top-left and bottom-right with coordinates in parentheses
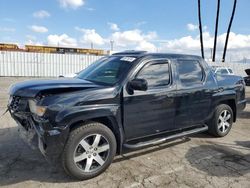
top-left (73, 134), bottom-right (110, 173)
top-left (217, 110), bottom-right (232, 133)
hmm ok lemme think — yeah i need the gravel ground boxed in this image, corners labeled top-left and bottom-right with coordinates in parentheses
top-left (0, 77), bottom-right (250, 188)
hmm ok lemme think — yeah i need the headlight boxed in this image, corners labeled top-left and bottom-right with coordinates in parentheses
top-left (28, 100), bottom-right (47, 116)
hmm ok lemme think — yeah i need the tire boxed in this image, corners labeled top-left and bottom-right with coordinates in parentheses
top-left (62, 122), bottom-right (117, 180)
top-left (208, 104), bottom-right (233, 137)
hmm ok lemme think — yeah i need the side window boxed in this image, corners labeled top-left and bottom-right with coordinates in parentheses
top-left (176, 60), bottom-right (203, 86)
top-left (221, 69), bottom-right (229, 74)
top-left (228, 69), bottom-right (233, 74)
top-left (136, 62), bottom-right (170, 89)
top-left (217, 68), bottom-right (228, 75)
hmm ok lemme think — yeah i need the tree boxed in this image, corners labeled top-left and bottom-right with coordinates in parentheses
top-left (222, 0), bottom-right (237, 62)
top-left (212, 0), bottom-right (221, 62)
top-left (198, 0), bottom-right (204, 59)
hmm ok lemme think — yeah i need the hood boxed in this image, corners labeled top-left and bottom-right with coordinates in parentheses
top-left (245, 69), bottom-right (250, 76)
top-left (9, 78), bottom-right (101, 98)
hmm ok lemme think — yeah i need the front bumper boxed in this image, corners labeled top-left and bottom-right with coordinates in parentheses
top-left (10, 111), bottom-right (69, 161)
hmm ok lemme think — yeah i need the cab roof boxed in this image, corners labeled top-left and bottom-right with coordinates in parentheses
top-left (112, 50), bottom-right (202, 60)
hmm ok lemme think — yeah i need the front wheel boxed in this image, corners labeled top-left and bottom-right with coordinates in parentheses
top-left (208, 104), bottom-right (233, 137)
top-left (62, 122), bottom-right (117, 180)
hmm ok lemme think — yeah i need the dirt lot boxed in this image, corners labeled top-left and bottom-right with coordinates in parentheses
top-left (0, 77), bottom-right (250, 188)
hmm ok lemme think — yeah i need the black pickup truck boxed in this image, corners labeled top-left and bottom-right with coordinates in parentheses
top-left (8, 51), bottom-right (246, 180)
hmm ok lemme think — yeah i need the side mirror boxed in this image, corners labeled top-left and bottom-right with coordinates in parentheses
top-left (128, 78), bottom-right (148, 94)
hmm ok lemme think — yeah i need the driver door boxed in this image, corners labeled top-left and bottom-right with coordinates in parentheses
top-left (123, 59), bottom-right (176, 140)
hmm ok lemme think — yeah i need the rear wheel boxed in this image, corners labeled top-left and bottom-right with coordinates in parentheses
top-left (208, 104), bottom-right (233, 137)
top-left (62, 122), bottom-right (117, 180)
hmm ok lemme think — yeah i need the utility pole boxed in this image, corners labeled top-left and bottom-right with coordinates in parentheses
top-left (222, 0), bottom-right (237, 62)
top-left (198, 0), bottom-right (204, 59)
top-left (91, 42), bottom-right (93, 49)
top-left (212, 0), bottom-right (220, 62)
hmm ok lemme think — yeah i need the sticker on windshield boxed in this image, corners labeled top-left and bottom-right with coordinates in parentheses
top-left (120, 57), bottom-right (136, 62)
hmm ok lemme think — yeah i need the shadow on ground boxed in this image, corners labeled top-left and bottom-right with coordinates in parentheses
top-left (238, 110), bottom-right (250, 119)
top-left (185, 141), bottom-right (250, 177)
top-left (236, 140), bottom-right (250, 148)
top-left (246, 97), bottom-right (250, 104)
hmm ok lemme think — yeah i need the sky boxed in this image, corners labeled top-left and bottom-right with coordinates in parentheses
top-left (1, 0), bottom-right (250, 61)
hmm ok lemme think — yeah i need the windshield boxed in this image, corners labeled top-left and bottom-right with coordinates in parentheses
top-left (77, 56), bottom-right (135, 85)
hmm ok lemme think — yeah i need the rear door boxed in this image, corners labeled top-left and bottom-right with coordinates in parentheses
top-left (174, 59), bottom-right (213, 129)
top-left (123, 59), bottom-right (176, 140)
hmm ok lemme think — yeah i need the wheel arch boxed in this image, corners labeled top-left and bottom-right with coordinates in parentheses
top-left (218, 99), bottom-right (236, 122)
top-left (68, 116), bottom-right (124, 155)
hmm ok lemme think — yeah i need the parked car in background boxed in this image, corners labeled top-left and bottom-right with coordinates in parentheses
top-left (59, 72), bottom-right (79, 78)
top-left (212, 66), bottom-right (234, 75)
top-left (244, 69), bottom-right (250, 86)
top-left (8, 51), bottom-right (246, 180)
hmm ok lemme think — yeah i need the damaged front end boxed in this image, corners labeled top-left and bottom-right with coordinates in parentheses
top-left (8, 95), bottom-right (69, 162)
top-left (7, 78), bottom-right (104, 161)
top-left (8, 96), bottom-right (37, 149)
